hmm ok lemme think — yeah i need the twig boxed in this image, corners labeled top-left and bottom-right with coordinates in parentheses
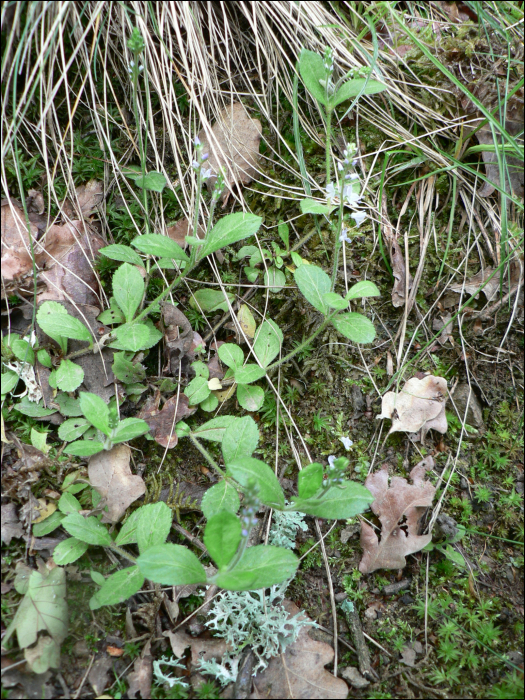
top-left (172, 522), bottom-right (207, 553)
top-left (73, 653), bottom-right (95, 699)
top-left (340, 601), bottom-right (372, 680)
top-left (315, 519), bottom-right (338, 676)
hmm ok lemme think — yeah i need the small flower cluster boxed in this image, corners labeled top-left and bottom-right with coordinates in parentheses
top-left (324, 455), bottom-right (349, 488)
top-left (127, 60), bottom-right (144, 74)
top-left (323, 46), bottom-right (334, 74)
top-left (192, 135), bottom-right (213, 180)
top-left (326, 141), bottom-right (367, 229)
top-left (239, 480), bottom-right (261, 538)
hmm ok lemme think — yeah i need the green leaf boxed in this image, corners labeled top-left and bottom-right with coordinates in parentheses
top-left (199, 213), bottom-right (262, 258)
top-left (253, 319), bottom-right (283, 367)
top-left (191, 360), bottom-right (209, 379)
top-left (98, 306), bottom-right (125, 325)
top-left (201, 481), bottom-right (240, 520)
top-left (330, 78), bottom-right (386, 108)
top-left (114, 323), bottom-right (151, 352)
top-left (299, 49), bottom-right (330, 106)
top-left (237, 384), bottom-right (265, 412)
top-left (1, 370), bottom-right (19, 396)
top-left (112, 417), bottom-right (150, 443)
top-left (112, 352), bottom-right (146, 384)
top-left (57, 492), bottom-right (82, 514)
top-left (11, 339), bottom-right (35, 365)
top-left (299, 198), bottom-right (332, 215)
top-left (222, 416), bottom-right (259, 463)
top-left (294, 264), bottom-right (331, 314)
top-left (214, 546), bottom-right (298, 591)
top-left (114, 509), bottom-right (142, 546)
top-left (184, 376), bottom-right (211, 405)
top-left (278, 220), bottom-right (289, 249)
top-left (191, 416), bottom-right (238, 442)
top-left (10, 568), bottom-right (68, 648)
top-left (244, 266), bottom-right (259, 282)
top-left (133, 171), bottom-right (167, 193)
top-left (55, 393), bottom-right (82, 416)
top-left (291, 480), bottom-right (374, 519)
top-left (79, 392), bottom-right (110, 435)
top-left (36, 301), bottom-right (68, 353)
top-left (190, 289), bottom-right (234, 313)
top-left (32, 511), bottom-right (65, 537)
top-left (439, 544), bottom-right (467, 568)
top-left (14, 397), bottom-right (57, 417)
top-left (136, 502), bottom-right (172, 553)
top-left (53, 538), bottom-right (88, 565)
top-left (100, 244), bottom-right (144, 267)
top-left (298, 463), bottom-right (323, 499)
top-left (63, 440), bottom-right (105, 456)
top-left (199, 393), bottom-right (219, 412)
top-left (234, 364), bottom-right (266, 385)
top-left (112, 263), bottom-right (144, 323)
top-left (331, 312), bottom-right (376, 344)
top-left (218, 343), bottom-right (244, 369)
top-left (37, 311), bottom-right (92, 345)
top-left (227, 457), bottom-right (284, 509)
top-left (264, 267), bottom-right (286, 293)
top-left (204, 512), bottom-right (241, 569)
top-left (345, 280), bottom-right (380, 301)
top-left (62, 512), bottom-right (112, 546)
top-left (322, 292), bottom-right (348, 310)
top-left (36, 349), bottom-right (53, 368)
top-left (90, 570), bottom-right (106, 586)
top-left (89, 566), bottom-right (144, 610)
top-left (55, 359), bottom-right (84, 392)
top-left (137, 544), bottom-right (207, 585)
top-left (30, 428), bottom-right (49, 454)
top-left (132, 234), bottom-right (188, 261)
top-left (236, 245), bottom-right (259, 260)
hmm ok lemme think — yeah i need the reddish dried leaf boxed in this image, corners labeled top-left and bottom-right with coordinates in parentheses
top-left (127, 641), bottom-right (152, 699)
top-left (359, 457), bottom-right (436, 574)
top-left (139, 393), bottom-right (196, 449)
top-left (61, 179), bottom-right (104, 219)
top-left (1, 199), bottom-right (39, 281)
top-left (88, 445), bottom-right (146, 523)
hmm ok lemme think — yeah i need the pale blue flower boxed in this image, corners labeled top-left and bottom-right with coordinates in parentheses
top-left (328, 455), bottom-right (336, 468)
top-left (326, 182), bottom-right (337, 200)
top-left (192, 160), bottom-right (200, 170)
top-left (194, 135), bottom-right (201, 146)
top-left (201, 167), bottom-right (213, 180)
top-left (339, 436), bottom-right (353, 450)
top-left (343, 185), bottom-right (361, 206)
top-left (351, 211), bottom-right (367, 227)
top-left (339, 228), bottom-right (351, 244)
top-left (138, 65), bottom-right (144, 72)
top-left (346, 173), bottom-right (359, 181)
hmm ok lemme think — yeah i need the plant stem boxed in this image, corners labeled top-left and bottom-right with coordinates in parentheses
top-left (131, 56), bottom-right (149, 235)
top-left (325, 106), bottom-right (333, 186)
top-left (189, 168), bottom-right (203, 266)
top-left (107, 544), bottom-right (137, 565)
top-left (189, 434), bottom-right (225, 477)
top-left (331, 179), bottom-right (346, 292)
top-left (267, 311), bottom-right (338, 372)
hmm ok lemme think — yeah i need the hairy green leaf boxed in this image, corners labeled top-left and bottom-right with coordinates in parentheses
top-left (294, 264), bottom-right (331, 314)
top-left (136, 502), bottom-right (172, 553)
top-left (331, 312), bottom-right (376, 344)
top-left (53, 538), bottom-right (88, 565)
top-left (199, 213), bottom-right (262, 258)
top-left (100, 244), bottom-right (144, 267)
top-left (89, 566), bottom-right (144, 610)
top-left (222, 416), bottom-right (259, 463)
top-left (137, 544), bottom-right (207, 585)
top-left (201, 481), bottom-right (240, 520)
top-left (214, 546), bottom-right (298, 591)
top-left (132, 234), bottom-right (188, 261)
top-left (204, 512), bottom-right (242, 569)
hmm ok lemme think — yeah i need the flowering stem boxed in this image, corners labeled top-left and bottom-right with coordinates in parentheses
top-left (189, 434), bottom-right (225, 478)
top-left (331, 178), bottom-right (346, 292)
top-left (190, 168), bottom-right (203, 266)
top-left (131, 56), bottom-right (150, 235)
top-left (325, 106), bottom-right (333, 186)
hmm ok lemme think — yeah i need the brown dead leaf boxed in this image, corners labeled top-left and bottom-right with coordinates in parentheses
top-left (167, 218), bottom-right (205, 249)
top-left (476, 119), bottom-right (523, 199)
top-left (88, 655), bottom-right (113, 696)
top-left (359, 456), bottom-right (436, 574)
top-left (161, 302), bottom-right (194, 376)
top-left (1, 199), bottom-right (39, 281)
top-left (1, 502), bottom-right (25, 544)
top-left (432, 313), bottom-right (454, 345)
top-left (251, 601), bottom-right (348, 699)
top-left (27, 190), bottom-right (45, 215)
top-left (198, 102), bottom-right (262, 206)
top-left (88, 444), bottom-right (146, 522)
top-left (127, 641), bottom-right (152, 699)
top-left (138, 391), bottom-right (196, 449)
top-left (400, 645), bottom-right (417, 667)
top-left (163, 629), bottom-right (228, 668)
top-left (61, 179), bottom-right (104, 219)
top-left (377, 375), bottom-right (448, 442)
top-left (35, 220), bottom-right (104, 305)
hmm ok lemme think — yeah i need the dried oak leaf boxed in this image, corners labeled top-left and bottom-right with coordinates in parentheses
top-left (1, 199), bottom-right (39, 281)
top-left (137, 391), bottom-right (196, 449)
top-left (359, 456), bottom-right (436, 574)
top-left (447, 263), bottom-right (522, 304)
top-left (377, 375), bottom-right (448, 441)
top-left (197, 102), bottom-right (262, 205)
top-left (35, 220), bottom-right (104, 305)
top-left (251, 601), bottom-right (348, 699)
top-left (127, 640), bottom-right (152, 700)
top-left (380, 200), bottom-right (412, 307)
top-left (161, 302), bottom-right (194, 376)
top-left (61, 179), bottom-right (104, 219)
top-left (88, 444), bottom-right (146, 523)
top-left (476, 109), bottom-right (523, 199)
top-left (1, 502), bottom-right (25, 544)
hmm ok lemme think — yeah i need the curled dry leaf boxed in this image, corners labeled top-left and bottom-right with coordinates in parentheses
top-left (432, 313), bottom-right (454, 346)
top-left (198, 102), bottom-right (262, 205)
top-left (476, 105), bottom-right (523, 199)
top-left (161, 302), bottom-right (194, 376)
top-left (1, 502), bottom-right (25, 544)
top-left (88, 444), bottom-right (146, 523)
top-left (61, 179), bottom-right (104, 219)
top-left (35, 220), bottom-right (104, 305)
top-left (381, 200), bottom-right (412, 307)
top-left (138, 390), bottom-right (196, 449)
top-left (163, 628), bottom-right (228, 668)
top-left (378, 375), bottom-right (448, 442)
top-left (127, 640), bottom-right (152, 700)
top-left (168, 218), bottom-right (224, 263)
top-left (251, 601), bottom-right (348, 699)
top-left (1, 199), bottom-right (40, 282)
top-left (359, 456), bottom-right (436, 574)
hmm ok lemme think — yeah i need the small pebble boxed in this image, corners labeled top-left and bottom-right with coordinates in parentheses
top-left (399, 593), bottom-right (414, 605)
top-left (335, 591), bottom-right (348, 603)
top-left (382, 579), bottom-right (411, 596)
top-left (364, 606), bottom-right (377, 621)
top-left (341, 666), bottom-right (370, 689)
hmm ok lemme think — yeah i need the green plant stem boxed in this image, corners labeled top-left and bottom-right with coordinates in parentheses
top-left (330, 179), bottom-right (346, 292)
top-left (189, 434), bottom-right (225, 477)
top-left (131, 57), bottom-right (149, 235)
top-left (325, 106), bottom-right (333, 186)
top-left (107, 543), bottom-right (137, 565)
top-left (267, 311), bottom-right (337, 372)
top-left (190, 168), bottom-right (204, 266)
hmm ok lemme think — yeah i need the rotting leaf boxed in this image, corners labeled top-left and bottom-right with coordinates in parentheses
top-left (447, 266), bottom-right (515, 303)
top-left (138, 391), bottom-right (196, 449)
top-left (197, 102), bottom-right (262, 205)
top-left (381, 200), bottom-right (412, 307)
top-left (163, 629), bottom-right (228, 669)
top-left (251, 600), bottom-right (348, 699)
top-left (377, 374), bottom-right (448, 442)
top-left (1, 502), bottom-right (25, 544)
top-left (1, 199), bottom-right (39, 282)
top-left (88, 444), bottom-right (146, 523)
top-left (126, 640), bottom-right (152, 700)
top-left (160, 302), bottom-right (195, 376)
top-left (359, 456), bottom-right (436, 574)
top-left (61, 179), bottom-right (104, 219)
